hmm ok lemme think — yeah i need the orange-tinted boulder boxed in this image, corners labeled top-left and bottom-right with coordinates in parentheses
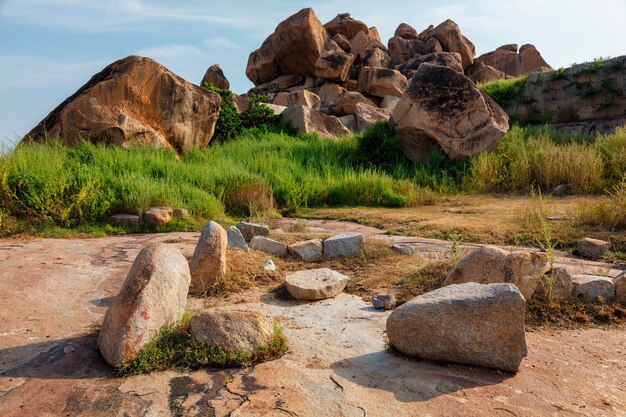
top-left (201, 63), bottom-right (229, 90)
top-left (324, 13), bottom-right (369, 39)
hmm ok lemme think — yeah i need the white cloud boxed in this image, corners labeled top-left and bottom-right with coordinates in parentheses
top-left (136, 44), bottom-right (202, 60)
top-left (0, 54), bottom-right (112, 86)
top-left (203, 36), bottom-right (241, 49)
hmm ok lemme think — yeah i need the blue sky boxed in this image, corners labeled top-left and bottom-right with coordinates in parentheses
top-left (1, 0), bottom-right (625, 148)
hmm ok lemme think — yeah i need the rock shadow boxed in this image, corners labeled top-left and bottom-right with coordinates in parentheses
top-left (331, 349), bottom-right (513, 403)
top-left (0, 332), bottom-right (114, 380)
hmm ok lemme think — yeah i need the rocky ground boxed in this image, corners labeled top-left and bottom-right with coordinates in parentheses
top-left (1, 224), bottom-right (625, 416)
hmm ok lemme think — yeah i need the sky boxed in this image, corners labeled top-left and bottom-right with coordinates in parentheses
top-left (1, 0), bottom-right (625, 148)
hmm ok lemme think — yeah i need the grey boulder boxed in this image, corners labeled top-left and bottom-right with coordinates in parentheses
top-left (323, 233), bottom-right (364, 259)
top-left (227, 226), bottom-right (250, 252)
top-left (284, 268), bottom-right (349, 300)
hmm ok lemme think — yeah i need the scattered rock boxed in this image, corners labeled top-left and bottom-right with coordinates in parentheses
top-left (25, 56), bottom-right (221, 152)
top-left (190, 221), bottom-right (228, 294)
top-left (201, 64), bottom-right (229, 90)
top-left (443, 247), bottom-right (547, 300)
top-left (236, 221), bottom-right (270, 242)
top-left (315, 51), bottom-right (355, 82)
top-left (390, 63), bottom-right (509, 162)
top-left (284, 268), bottom-right (350, 300)
top-left (535, 267), bottom-right (573, 300)
top-left (109, 214), bottom-right (140, 226)
top-left (142, 207), bottom-right (174, 227)
top-left (227, 226), bottom-right (250, 252)
top-left (391, 243), bottom-right (419, 256)
top-left (386, 283), bottom-right (527, 372)
top-left (98, 244), bottom-right (191, 367)
top-left (263, 259), bottom-right (277, 272)
top-left (577, 238), bottom-right (611, 259)
top-left (357, 66), bottom-right (408, 97)
top-left (289, 239), bottom-right (323, 262)
top-left (571, 275), bottom-right (615, 302)
top-left (281, 105), bottom-right (352, 139)
top-left (372, 294), bottom-right (397, 310)
top-left (323, 232), bottom-right (365, 259)
top-left (615, 273), bottom-right (626, 305)
top-left (274, 90), bottom-right (321, 110)
top-left (250, 236), bottom-right (288, 257)
top-left (189, 309), bottom-right (274, 351)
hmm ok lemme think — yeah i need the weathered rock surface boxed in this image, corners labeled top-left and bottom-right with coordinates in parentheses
top-left (24, 56), bottom-right (221, 152)
top-left (189, 221), bottom-right (227, 294)
top-left (333, 91), bottom-right (377, 115)
top-left (443, 247), bottom-right (547, 300)
top-left (189, 309), bottom-right (274, 351)
top-left (281, 105), bottom-right (351, 139)
top-left (142, 207), bottom-right (173, 227)
top-left (252, 74), bottom-right (303, 93)
top-left (390, 63), bottom-right (509, 161)
top-left (387, 283), bottom-right (528, 372)
top-left (284, 268), bottom-right (350, 300)
top-left (227, 226), bottom-right (250, 252)
top-left (355, 102), bottom-right (391, 131)
top-left (332, 33), bottom-right (351, 51)
top-left (363, 47), bottom-right (391, 68)
top-left (109, 214), bottom-right (140, 226)
top-left (98, 244), bottom-right (191, 367)
top-left (535, 267), bottom-right (573, 300)
top-left (467, 62), bottom-right (508, 84)
top-left (519, 44), bottom-right (551, 74)
top-left (236, 221), bottom-right (270, 242)
top-left (394, 23), bottom-right (419, 40)
top-left (472, 43), bottom-right (551, 79)
top-left (577, 238), bottom-right (611, 259)
top-left (323, 232), bottom-right (365, 259)
top-left (246, 37), bottom-right (282, 86)
top-left (358, 66), bottom-right (408, 97)
top-left (274, 90), bottom-right (321, 110)
top-left (419, 19), bottom-right (475, 69)
top-left (250, 236), bottom-right (288, 257)
top-left (571, 275), bottom-right (615, 302)
top-left (615, 273), bottom-right (626, 305)
top-left (391, 243), bottom-right (419, 256)
top-left (372, 293), bottom-right (397, 310)
top-left (324, 14), bottom-right (369, 40)
top-left (201, 63), bottom-right (229, 90)
top-left (398, 52), bottom-right (464, 77)
top-left (315, 51), bottom-right (355, 82)
top-left (289, 239), bottom-right (323, 262)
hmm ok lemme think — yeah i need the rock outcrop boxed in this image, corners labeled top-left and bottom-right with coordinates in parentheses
top-left (98, 244), bottom-right (191, 367)
top-left (24, 56), bottom-right (221, 152)
top-left (467, 43), bottom-right (551, 81)
top-left (390, 63), bottom-right (509, 161)
top-left (387, 283), bottom-right (527, 372)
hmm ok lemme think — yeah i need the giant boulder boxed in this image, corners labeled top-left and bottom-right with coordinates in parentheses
top-left (390, 63), bottom-right (509, 162)
top-left (387, 283), bottom-right (527, 372)
top-left (98, 244), bottom-right (191, 367)
top-left (419, 19), bottom-right (475, 70)
top-left (24, 56), bottom-right (221, 152)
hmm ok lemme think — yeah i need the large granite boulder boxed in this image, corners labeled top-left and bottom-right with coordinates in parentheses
top-left (535, 267), bottom-right (573, 300)
top-left (315, 51), bottom-right (356, 82)
top-left (284, 268), bottom-right (350, 300)
top-left (519, 44), bottom-right (551, 74)
top-left (281, 105), bottom-right (352, 139)
top-left (390, 63), bottom-right (509, 162)
top-left (324, 14), bottom-right (369, 39)
top-left (615, 273), bottom-right (626, 305)
top-left (357, 67), bottom-right (408, 98)
top-left (289, 239), bottom-right (323, 262)
top-left (250, 236), bottom-right (288, 257)
top-left (190, 221), bottom-right (227, 294)
top-left (472, 43), bottom-right (551, 78)
top-left (98, 244), bottom-right (191, 367)
top-left (354, 102), bottom-right (391, 132)
top-left (246, 37), bottom-right (282, 86)
top-left (236, 221), bottom-right (270, 242)
top-left (189, 309), bottom-right (274, 351)
top-left (577, 238), bottom-right (611, 260)
top-left (419, 19), bottom-right (475, 70)
top-left (24, 56), bottom-right (221, 152)
top-left (387, 283), bottom-right (527, 372)
top-left (467, 62), bottom-right (508, 84)
top-left (323, 232), bottom-right (365, 259)
top-left (474, 49), bottom-right (523, 77)
top-left (398, 52), bottom-right (464, 77)
top-left (387, 36), bottom-right (426, 66)
top-left (571, 275), bottom-right (615, 302)
top-left (394, 23), bottom-right (419, 40)
top-left (201, 63), bottom-right (229, 90)
top-left (274, 90), bottom-right (321, 110)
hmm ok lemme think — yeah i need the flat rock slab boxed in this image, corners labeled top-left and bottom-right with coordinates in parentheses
top-left (323, 232), bottom-right (364, 259)
top-left (289, 239), bottom-right (323, 262)
top-left (250, 236), bottom-right (288, 257)
top-left (387, 283), bottom-right (528, 372)
top-left (236, 221), bottom-right (270, 242)
top-left (1, 233), bottom-right (626, 416)
top-left (284, 268), bottom-right (349, 300)
top-left (577, 237), bottom-right (611, 259)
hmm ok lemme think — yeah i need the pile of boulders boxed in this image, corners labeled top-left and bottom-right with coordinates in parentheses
top-left (243, 8), bottom-right (550, 161)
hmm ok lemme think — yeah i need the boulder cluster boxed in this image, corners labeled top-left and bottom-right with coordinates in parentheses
top-left (245, 8), bottom-right (550, 160)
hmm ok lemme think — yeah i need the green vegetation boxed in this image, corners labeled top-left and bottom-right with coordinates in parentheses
top-left (119, 314), bottom-right (288, 375)
top-left (1, 123), bottom-right (625, 236)
top-left (478, 75), bottom-right (528, 107)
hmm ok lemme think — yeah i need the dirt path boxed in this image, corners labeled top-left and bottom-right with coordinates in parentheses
top-left (0, 230), bottom-right (625, 416)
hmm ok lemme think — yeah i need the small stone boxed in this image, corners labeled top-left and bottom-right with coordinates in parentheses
top-left (391, 243), bottom-right (418, 256)
top-left (142, 207), bottom-right (173, 227)
top-left (323, 233), bottom-right (364, 259)
top-left (190, 221), bottom-right (228, 294)
top-left (263, 259), bottom-right (277, 272)
top-left (577, 238), bottom-right (611, 260)
top-left (289, 239), bottom-right (323, 262)
top-left (284, 268), bottom-right (350, 300)
top-left (189, 309), bottom-right (274, 351)
top-left (236, 221), bottom-right (270, 242)
top-left (227, 226), bottom-right (250, 252)
top-left (571, 275), bottom-right (615, 302)
top-left (372, 294), bottom-right (397, 310)
top-left (109, 214), bottom-right (140, 226)
top-left (97, 244), bottom-right (191, 367)
top-left (250, 236), bottom-right (288, 257)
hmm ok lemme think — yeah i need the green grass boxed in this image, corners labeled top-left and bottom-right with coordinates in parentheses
top-left (478, 75), bottom-right (528, 107)
top-left (1, 123), bottom-right (625, 236)
top-left (119, 313), bottom-right (288, 376)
